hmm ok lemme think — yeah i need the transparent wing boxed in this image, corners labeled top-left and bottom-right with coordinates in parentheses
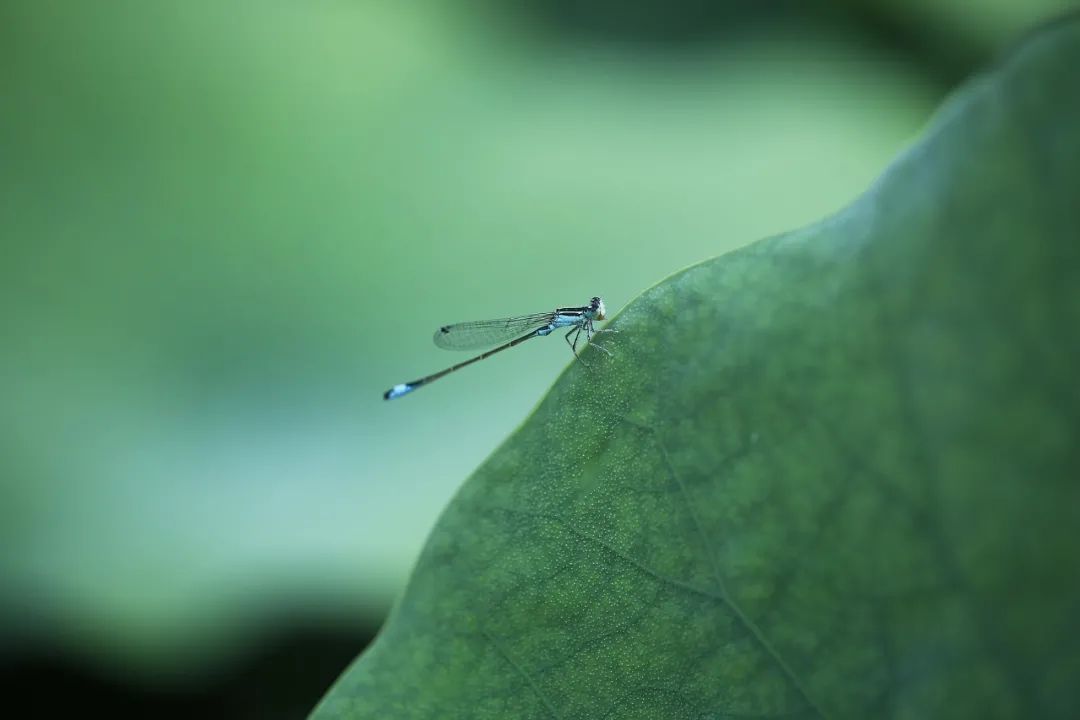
top-left (432, 311), bottom-right (555, 351)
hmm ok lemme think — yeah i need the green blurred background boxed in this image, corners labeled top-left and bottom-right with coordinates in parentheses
top-left (0, 0), bottom-right (1072, 716)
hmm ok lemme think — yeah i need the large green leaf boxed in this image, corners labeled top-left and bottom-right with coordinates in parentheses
top-left (314, 15), bottom-right (1080, 719)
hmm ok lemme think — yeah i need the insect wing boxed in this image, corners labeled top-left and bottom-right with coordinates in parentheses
top-left (432, 312), bottom-right (555, 351)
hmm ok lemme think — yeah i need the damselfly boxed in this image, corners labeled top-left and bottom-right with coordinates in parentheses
top-left (384, 296), bottom-right (608, 400)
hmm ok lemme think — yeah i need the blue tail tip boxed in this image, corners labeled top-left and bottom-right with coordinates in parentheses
top-left (384, 383), bottom-right (414, 400)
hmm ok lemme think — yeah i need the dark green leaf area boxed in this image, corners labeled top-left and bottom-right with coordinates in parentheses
top-left (315, 16), bottom-right (1080, 720)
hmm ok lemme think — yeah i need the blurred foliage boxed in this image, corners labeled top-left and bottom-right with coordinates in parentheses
top-left (315, 15), bottom-right (1080, 718)
top-left (0, 0), bottom-right (1070, 691)
top-left (486, 0), bottom-right (1078, 83)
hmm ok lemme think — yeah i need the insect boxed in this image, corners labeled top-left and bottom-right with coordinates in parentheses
top-left (384, 296), bottom-right (609, 400)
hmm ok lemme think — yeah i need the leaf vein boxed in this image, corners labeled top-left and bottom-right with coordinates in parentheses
top-left (481, 627), bottom-right (563, 720)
